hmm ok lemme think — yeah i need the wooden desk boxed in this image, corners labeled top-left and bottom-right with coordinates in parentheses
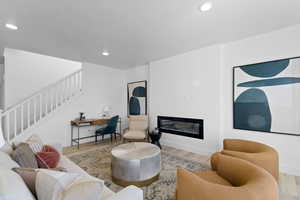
top-left (70, 118), bottom-right (121, 149)
top-left (71, 119), bottom-right (108, 126)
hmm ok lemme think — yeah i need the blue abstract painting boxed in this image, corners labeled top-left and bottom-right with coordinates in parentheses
top-left (128, 81), bottom-right (147, 116)
top-left (233, 57), bottom-right (300, 136)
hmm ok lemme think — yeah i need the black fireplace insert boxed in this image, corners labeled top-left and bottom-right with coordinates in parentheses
top-left (157, 116), bottom-right (204, 139)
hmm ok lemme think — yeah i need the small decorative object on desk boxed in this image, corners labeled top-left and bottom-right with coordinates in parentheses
top-left (79, 112), bottom-right (85, 120)
top-left (149, 128), bottom-right (162, 149)
top-left (102, 106), bottom-right (111, 117)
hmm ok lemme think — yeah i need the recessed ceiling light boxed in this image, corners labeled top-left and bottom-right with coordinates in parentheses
top-left (102, 50), bottom-right (110, 56)
top-left (5, 23), bottom-right (18, 30)
top-left (200, 2), bottom-right (213, 12)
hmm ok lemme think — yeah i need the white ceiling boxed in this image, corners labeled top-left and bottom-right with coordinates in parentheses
top-left (1, 0), bottom-right (300, 69)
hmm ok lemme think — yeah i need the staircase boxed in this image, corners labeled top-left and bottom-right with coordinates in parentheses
top-left (0, 69), bottom-right (82, 143)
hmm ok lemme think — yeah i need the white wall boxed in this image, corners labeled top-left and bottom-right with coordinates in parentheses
top-left (126, 65), bottom-right (149, 83)
top-left (14, 62), bottom-right (126, 146)
top-left (124, 65), bottom-right (149, 126)
top-left (138, 25), bottom-right (300, 176)
top-left (0, 57), bottom-right (4, 109)
top-left (149, 45), bottom-right (222, 155)
top-left (220, 25), bottom-right (300, 176)
top-left (3, 48), bottom-right (82, 108)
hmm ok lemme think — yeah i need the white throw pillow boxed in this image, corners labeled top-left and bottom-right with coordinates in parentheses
top-left (0, 151), bottom-right (20, 169)
top-left (36, 169), bottom-right (104, 200)
top-left (0, 143), bottom-right (13, 154)
top-left (0, 168), bottom-right (36, 200)
top-left (26, 134), bottom-right (44, 153)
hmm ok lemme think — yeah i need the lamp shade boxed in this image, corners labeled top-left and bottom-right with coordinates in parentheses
top-left (103, 106), bottom-right (110, 113)
top-left (0, 110), bottom-right (5, 148)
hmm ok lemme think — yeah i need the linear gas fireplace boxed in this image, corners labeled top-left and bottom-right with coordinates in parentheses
top-left (157, 116), bottom-right (204, 139)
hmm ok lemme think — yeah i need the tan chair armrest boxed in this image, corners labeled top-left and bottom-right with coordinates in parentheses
top-left (177, 168), bottom-right (256, 200)
top-left (223, 139), bottom-right (270, 153)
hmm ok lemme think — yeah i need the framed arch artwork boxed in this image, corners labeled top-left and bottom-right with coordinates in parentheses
top-left (127, 80), bottom-right (147, 116)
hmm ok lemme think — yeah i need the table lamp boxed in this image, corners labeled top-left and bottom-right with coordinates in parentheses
top-left (103, 106), bottom-right (111, 117)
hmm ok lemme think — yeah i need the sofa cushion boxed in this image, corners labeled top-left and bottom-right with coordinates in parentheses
top-left (36, 145), bottom-right (60, 168)
top-left (12, 168), bottom-right (37, 195)
top-left (26, 134), bottom-right (44, 153)
top-left (0, 168), bottom-right (36, 200)
top-left (36, 169), bottom-right (104, 200)
top-left (58, 155), bottom-right (90, 176)
top-left (123, 130), bottom-right (146, 140)
top-left (193, 170), bottom-right (232, 186)
top-left (0, 151), bottom-right (20, 169)
top-left (58, 156), bottom-right (115, 200)
top-left (12, 167), bottom-right (69, 196)
top-left (11, 143), bottom-right (38, 168)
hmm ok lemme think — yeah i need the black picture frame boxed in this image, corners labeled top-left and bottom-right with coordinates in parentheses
top-left (127, 80), bottom-right (147, 116)
top-left (233, 56), bottom-right (300, 137)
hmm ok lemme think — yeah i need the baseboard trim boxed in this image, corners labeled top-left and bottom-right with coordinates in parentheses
top-left (280, 164), bottom-right (300, 176)
top-left (160, 139), bottom-right (216, 156)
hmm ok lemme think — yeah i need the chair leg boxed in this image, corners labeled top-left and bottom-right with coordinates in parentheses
top-left (102, 134), bottom-right (104, 140)
top-left (95, 134), bottom-right (97, 143)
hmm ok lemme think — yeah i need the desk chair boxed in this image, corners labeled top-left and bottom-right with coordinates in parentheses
top-left (95, 115), bottom-right (119, 143)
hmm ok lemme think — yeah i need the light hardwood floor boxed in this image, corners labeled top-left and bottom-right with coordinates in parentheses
top-left (279, 173), bottom-right (300, 200)
top-left (64, 142), bottom-right (300, 200)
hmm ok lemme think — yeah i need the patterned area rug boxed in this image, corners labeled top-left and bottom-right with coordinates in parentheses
top-left (67, 143), bottom-right (210, 200)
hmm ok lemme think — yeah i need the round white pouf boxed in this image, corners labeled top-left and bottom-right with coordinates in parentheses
top-left (111, 142), bottom-right (161, 187)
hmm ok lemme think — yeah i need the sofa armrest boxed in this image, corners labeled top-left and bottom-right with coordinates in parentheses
top-left (49, 143), bottom-right (63, 154)
top-left (110, 186), bottom-right (143, 200)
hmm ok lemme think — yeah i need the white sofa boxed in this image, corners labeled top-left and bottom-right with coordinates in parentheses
top-left (0, 143), bottom-right (144, 200)
top-left (58, 155), bottom-right (143, 200)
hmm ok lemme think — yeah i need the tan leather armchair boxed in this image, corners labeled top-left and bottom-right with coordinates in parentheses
top-left (123, 115), bottom-right (149, 142)
top-left (211, 139), bottom-right (279, 181)
top-left (177, 154), bottom-right (278, 200)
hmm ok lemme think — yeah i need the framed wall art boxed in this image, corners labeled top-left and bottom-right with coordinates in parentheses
top-left (233, 57), bottom-right (300, 136)
top-left (127, 80), bottom-right (147, 116)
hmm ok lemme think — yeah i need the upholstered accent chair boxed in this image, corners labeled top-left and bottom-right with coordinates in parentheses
top-left (211, 139), bottom-right (279, 181)
top-left (95, 115), bottom-right (119, 142)
top-left (176, 154), bottom-right (278, 200)
top-left (123, 115), bottom-right (149, 142)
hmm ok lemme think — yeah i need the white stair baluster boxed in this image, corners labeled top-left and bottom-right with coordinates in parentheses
top-left (28, 101), bottom-right (30, 127)
top-left (62, 80), bottom-right (65, 103)
top-left (21, 104), bottom-right (24, 132)
top-left (14, 109), bottom-right (17, 137)
top-left (56, 84), bottom-right (59, 108)
top-left (46, 90), bottom-right (48, 114)
top-left (34, 97), bottom-right (37, 124)
top-left (39, 93), bottom-right (42, 120)
top-left (6, 113), bottom-right (10, 142)
top-left (79, 71), bottom-right (82, 90)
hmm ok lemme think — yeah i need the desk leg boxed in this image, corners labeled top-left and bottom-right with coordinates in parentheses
top-left (71, 126), bottom-right (73, 146)
top-left (119, 120), bottom-right (122, 141)
top-left (77, 127), bottom-right (80, 149)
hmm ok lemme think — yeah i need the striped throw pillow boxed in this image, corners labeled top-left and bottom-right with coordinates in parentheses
top-left (26, 134), bottom-right (44, 153)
